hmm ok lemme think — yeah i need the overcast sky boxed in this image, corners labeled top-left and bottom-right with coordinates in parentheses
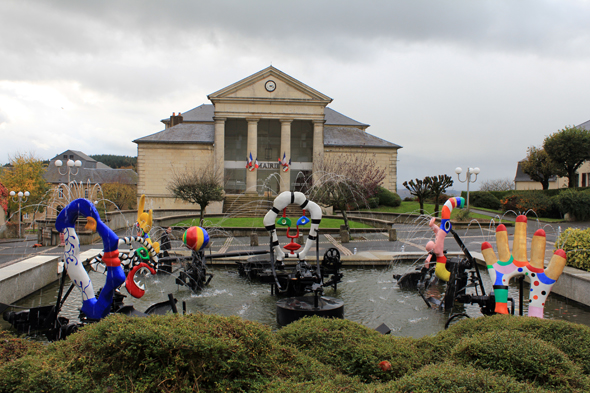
top-left (1, 0), bottom-right (590, 191)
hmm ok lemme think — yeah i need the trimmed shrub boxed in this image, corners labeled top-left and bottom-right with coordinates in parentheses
top-left (381, 361), bottom-right (550, 393)
top-left (557, 227), bottom-right (590, 271)
top-left (470, 191), bottom-right (502, 210)
top-left (376, 187), bottom-right (401, 207)
top-left (451, 330), bottom-right (584, 390)
top-left (276, 316), bottom-right (421, 382)
top-left (0, 331), bottom-right (42, 365)
top-left (554, 189), bottom-right (590, 221)
top-left (417, 314), bottom-right (590, 375)
top-left (0, 313), bottom-right (337, 392)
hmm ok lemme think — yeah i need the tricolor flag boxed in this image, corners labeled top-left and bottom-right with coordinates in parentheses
top-left (255, 157), bottom-right (259, 169)
top-left (246, 153), bottom-right (253, 169)
top-left (280, 152), bottom-right (290, 172)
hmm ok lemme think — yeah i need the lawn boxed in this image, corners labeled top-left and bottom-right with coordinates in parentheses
top-left (174, 216), bottom-right (374, 229)
top-left (365, 201), bottom-right (495, 220)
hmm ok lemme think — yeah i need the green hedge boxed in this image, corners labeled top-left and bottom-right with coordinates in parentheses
top-left (2, 314), bottom-right (590, 392)
top-left (554, 189), bottom-right (590, 221)
top-left (376, 187), bottom-right (402, 207)
top-left (470, 192), bottom-right (502, 210)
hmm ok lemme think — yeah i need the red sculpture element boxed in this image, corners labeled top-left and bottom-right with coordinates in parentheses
top-left (284, 226), bottom-right (301, 254)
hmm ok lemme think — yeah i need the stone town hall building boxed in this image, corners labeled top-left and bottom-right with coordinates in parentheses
top-left (134, 67), bottom-right (401, 211)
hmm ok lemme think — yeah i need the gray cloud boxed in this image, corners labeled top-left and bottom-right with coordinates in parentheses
top-left (2, 0), bottom-right (590, 189)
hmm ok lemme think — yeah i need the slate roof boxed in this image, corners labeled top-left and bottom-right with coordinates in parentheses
top-left (324, 108), bottom-right (368, 127)
top-left (578, 119), bottom-right (590, 130)
top-left (44, 167), bottom-right (138, 185)
top-left (133, 123), bottom-right (215, 144)
top-left (324, 126), bottom-right (401, 149)
top-left (514, 161), bottom-right (557, 182)
top-left (160, 104), bottom-right (368, 127)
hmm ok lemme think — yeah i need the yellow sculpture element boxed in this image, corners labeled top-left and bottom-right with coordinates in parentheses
top-left (137, 194), bottom-right (160, 254)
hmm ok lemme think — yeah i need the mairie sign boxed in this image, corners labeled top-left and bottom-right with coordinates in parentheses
top-left (258, 162), bottom-right (281, 169)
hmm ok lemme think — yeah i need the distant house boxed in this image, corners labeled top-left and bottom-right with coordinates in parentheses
top-left (43, 150), bottom-right (138, 216)
top-left (514, 120), bottom-right (590, 190)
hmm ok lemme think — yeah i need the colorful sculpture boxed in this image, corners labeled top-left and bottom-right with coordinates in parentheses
top-left (183, 226), bottom-right (210, 251)
top-left (56, 198), bottom-right (160, 319)
top-left (424, 197), bottom-right (465, 281)
top-left (56, 199), bottom-right (126, 320)
top-left (136, 194), bottom-right (160, 254)
top-left (263, 191), bottom-right (322, 261)
top-left (481, 215), bottom-right (567, 318)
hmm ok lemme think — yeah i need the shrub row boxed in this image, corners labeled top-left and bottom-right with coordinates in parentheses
top-left (465, 188), bottom-right (590, 220)
top-left (1, 314), bottom-right (590, 392)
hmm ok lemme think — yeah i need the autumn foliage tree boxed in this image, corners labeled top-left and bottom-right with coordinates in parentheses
top-left (167, 162), bottom-right (224, 225)
top-left (308, 154), bottom-right (386, 231)
top-left (0, 152), bottom-right (49, 219)
top-left (98, 183), bottom-right (137, 212)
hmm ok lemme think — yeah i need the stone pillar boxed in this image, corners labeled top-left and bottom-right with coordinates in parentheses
top-left (280, 119), bottom-right (292, 193)
top-left (246, 118), bottom-right (259, 194)
top-left (213, 117), bottom-right (225, 178)
top-left (312, 120), bottom-right (325, 183)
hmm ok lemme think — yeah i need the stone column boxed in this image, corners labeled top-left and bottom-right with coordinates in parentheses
top-left (213, 117), bottom-right (226, 180)
top-left (312, 119), bottom-right (325, 183)
top-left (246, 118), bottom-right (259, 194)
top-left (280, 119), bottom-right (292, 193)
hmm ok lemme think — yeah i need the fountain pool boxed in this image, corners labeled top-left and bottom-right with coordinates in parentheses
top-left (4, 261), bottom-right (590, 339)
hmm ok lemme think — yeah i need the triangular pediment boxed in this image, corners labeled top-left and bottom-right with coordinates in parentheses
top-left (208, 66), bottom-right (332, 104)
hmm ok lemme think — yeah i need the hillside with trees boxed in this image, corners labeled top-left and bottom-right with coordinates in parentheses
top-left (90, 154), bottom-right (137, 170)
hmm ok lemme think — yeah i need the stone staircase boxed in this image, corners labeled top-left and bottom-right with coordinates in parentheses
top-left (223, 194), bottom-right (306, 218)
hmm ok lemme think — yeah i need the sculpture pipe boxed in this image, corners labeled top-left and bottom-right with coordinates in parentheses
top-left (55, 198), bottom-right (125, 320)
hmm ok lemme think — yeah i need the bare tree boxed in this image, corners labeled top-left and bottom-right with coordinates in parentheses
top-left (167, 162), bottom-right (224, 225)
top-left (479, 178), bottom-right (516, 192)
top-left (424, 175), bottom-right (453, 217)
top-left (308, 153), bottom-right (386, 231)
top-left (403, 178), bottom-right (431, 215)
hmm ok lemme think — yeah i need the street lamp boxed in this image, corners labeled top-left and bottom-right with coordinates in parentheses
top-left (455, 166), bottom-right (480, 211)
top-left (10, 190), bottom-right (30, 238)
top-left (55, 159), bottom-right (82, 185)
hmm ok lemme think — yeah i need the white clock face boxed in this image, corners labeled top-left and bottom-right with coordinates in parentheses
top-left (265, 80), bottom-right (276, 92)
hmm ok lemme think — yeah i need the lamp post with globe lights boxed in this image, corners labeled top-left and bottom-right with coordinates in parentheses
top-left (9, 190), bottom-right (30, 238)
top-left (55, 159), bottom-right (82, 185)
top-left (455, 167), bottom-right (480, 211)
top-left (55, 159), bottom-right (82, 201)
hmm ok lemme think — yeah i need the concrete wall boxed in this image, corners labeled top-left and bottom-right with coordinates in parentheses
top-left (137, 143), bottom-right (215, 209)
top-left (324, 146), bottom-right (398, 193)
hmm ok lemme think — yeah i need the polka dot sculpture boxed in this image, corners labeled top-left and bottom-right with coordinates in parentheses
top-left (481, 215), bottom-right (567, 318)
